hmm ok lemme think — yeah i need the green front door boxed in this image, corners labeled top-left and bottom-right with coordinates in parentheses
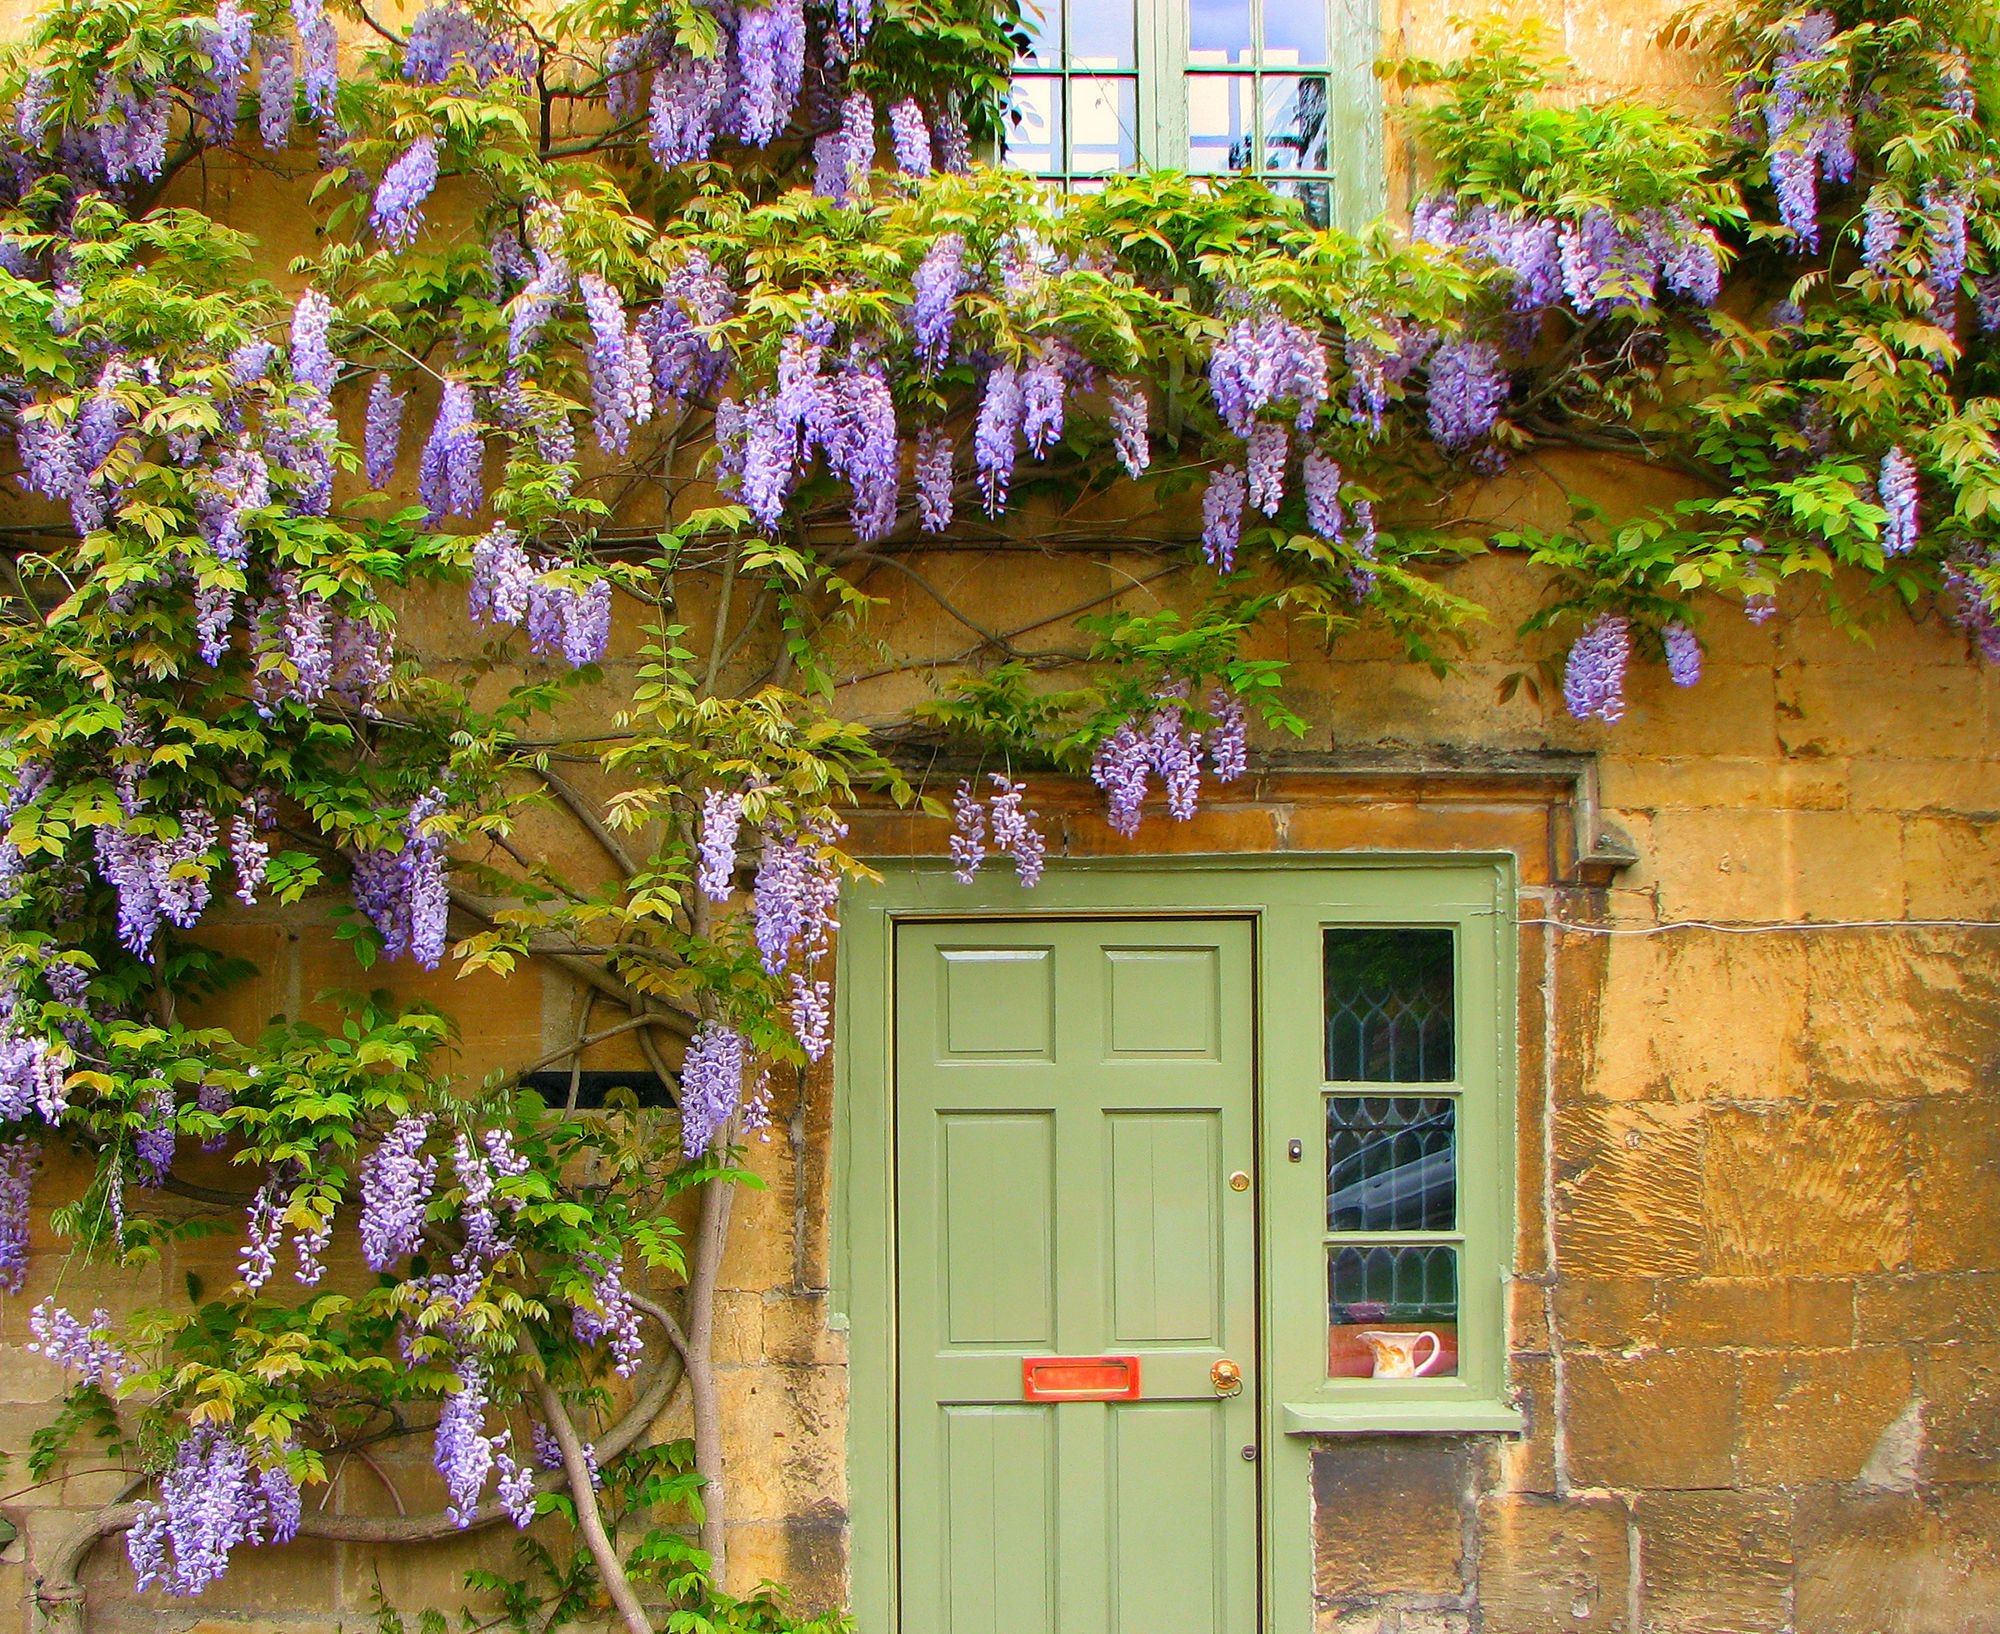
top-left (894, 917), bottom-right (1260, 1634)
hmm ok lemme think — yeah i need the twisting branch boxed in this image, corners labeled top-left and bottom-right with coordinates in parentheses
top-left (534, 1384), bottom-right (654, 1634)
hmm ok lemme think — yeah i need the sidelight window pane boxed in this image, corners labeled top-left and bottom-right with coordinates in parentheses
top-left (1070, 76), bottom-right (1138, 172)
top-left (1262, 74), bottom-right (1330, 171)
top-left (1067, 0), bottom-right (1136, 69)
top-left (1323, 927), bottom-right (1456, 1082)
top-left (1326, 1096), bottom-right (1456, 1232)
top-left (1328, 1243), bottom-right (1460, 1378)
top-left (1262, 0), bottom-right (1328, 64)
top-left (1019, 0), bottom-right (1058, 66)
top-left (1004, 76), bottom-right (1063, 174)
top-left (1188, 0), bottom-right (1254, 61)
top-left (1186, 74), bottom-right (1256, 171)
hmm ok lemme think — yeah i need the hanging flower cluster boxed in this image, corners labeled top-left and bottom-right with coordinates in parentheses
top-left (349, 789), bottom-right (452, 970)
top-left (948, 774), bottom-right (1047, 886)
top-left (1089, 690), bottom-right (1250, 838)
top-left (127, 1427), bottom-right (301, 1596)
top-left (467, 526), bottom-right (612, 668)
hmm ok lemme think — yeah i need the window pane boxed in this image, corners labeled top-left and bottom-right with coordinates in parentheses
top-left (1004, 76), bottom-right (1063, 174)
top-left (1329, 1244), bottom-right (1460, 1378)
top-left (1262, 0), bottom-right (1328, 64)
top-left (1326, 1096), bottom-right (1456, 1232)
top-left (1070, 76), bottom-right (1137, 172)
top-left (1272, 177), bottom-right (1331, 227)
top-left (1186, 74), bottom-right (1255, 172)
top-left (1068, 0), bottom-right (1136, 69)
top-left (1188, 0), bottom-right (1253, 62)
top-left (1324, 928), bottom-right (1455, 1082)
top-left (1019, 0), bottom-right (1058, 67)
top-left (1263, 74), bottom-right (1329, 171)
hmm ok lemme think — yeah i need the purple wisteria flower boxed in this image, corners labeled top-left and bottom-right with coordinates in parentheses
top-left (911, 234), bottom-right (967, 376)
top-left (0, 1034), bottom-right (68, 1124)
top-left (1303, 450), bottom-right (1344, 541)
top-left (0, 1137), bottom-right (33, 1293)
top-left (1246, 423), bottom-right (1287, 514)
top-left (1208, 691), bottom-right (1248, 783)
top-left (229, 793), bottom-right (272, 905)
top-left (679, 1021), bottom-right (746, 1158)
top-left (28, 1299), bottom-right (135, 1385)
top-left (916, 429), bottom-right (955, 533)
top-left (1109, 378), bottom-right (1150, 477)
top-left (985, 774), bottom-right (1045, 887)
top-left (257, 36), bottom-right (296, 148)
top-left (372, 134), bottom-right (440, 248)
top-left (364, 373), bottom-right (406, 490)
top-left (1147, 690), bottom-right (1202, 820)
top-left (128, 1427), bottom-right (296, 1595)
top-left (650, 50), bottom-right (727, 167)
top-left (974, 362), bottom-right (1022, 516)
top-left (1209, 306), bottom-right (1329, 438)
top-left (930, 94), bottom-right (971, 173)
top-left (1562, 613), bottom-right (1631, 724)
top-left (1663, 620), bottom-right (1702, 687)
top-left (643, 250), bottom-right (735, 400)
top-left (420, 380), bottom-right (482, 520)
top-left (840, 90), bottom-right (876, 193)
top-left (494, 1434), bottom-right (537, 1528)
top-left (360, 1113), bottom-right (435, 1268)
top-left (949, 781), bottom-right (985, 883)
top-left (1427, 337), bottom-right (1507, 451)
top-left (698, 786), bottom-right (744, 901)
top-left (350, 788), bottom-right (451, 969)
top-left (751, 823), bottom-right (841, 976)
top-left (238, 1175), bottom-right (284, 1293)
top-left (579, 274), bottom-right (653, 455)
top-left (1879, 445), bottom-right (1920, 555)
top-left (293, 0), bottom-right (339, 116)
top-left (135, 1084), bottom-right (176, 1185)
top-left (732, 0), bottom-right (806, 146)
top-left (572, 1251), bottom-right (644, 1376)
top-left (1201, 464), bottom-right (1246, 572)
top-left (435, 1363), bottom-right (495, 1527)
top-left (889, 99), bottom-right (931, 175)
top-left (1861, 192), bottom-right (1900, 276)
top-left (202, 1), bottom-right (254, 136)
top-left (290, 289), bottom-right (337, 395)
top-left (1922, 184), bottom-right (1969, 308)
top-left (1090, 721), bottom-right (1148, 837)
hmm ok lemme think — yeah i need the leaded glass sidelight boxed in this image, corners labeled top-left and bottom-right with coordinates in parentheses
top-left (1323, 928), bottom-right (1462, 1378)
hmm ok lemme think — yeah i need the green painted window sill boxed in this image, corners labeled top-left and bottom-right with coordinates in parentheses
top-left (1281, 1400), bottom-right (1525, 1436)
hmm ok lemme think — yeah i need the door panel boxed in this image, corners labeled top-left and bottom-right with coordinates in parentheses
top-left (897, 918), bottom-right (1258, 1634)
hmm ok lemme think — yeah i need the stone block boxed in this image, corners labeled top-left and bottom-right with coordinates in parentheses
top-left (1778, 660), bottom-right (1985, 761)
top-left (1311, 1438), bottom-right (1468, 1600)
top-left (720, 1514), bottom-right (847, 1611)
top-left (1476, 1494), bottom-right (1631, 1634)
top-left (1553, 1278), bottom-right (1659, 1350)
top-left (1795, 1487), bottom-right (2000, 1633)
top-left (1736, 1347), bottom-right (1913, 1486)
top-left (1909, 1099), bottom-right (2000, 1274)
top-left (1803, 931), bottom-right (2000, 1101)
top-left (1642, 809), bottom-right (1903, 923)
top-left (1555, 1102), bottom-right (1707, 1278)
top-left (1904, 817), bottom-right (2000, 918)
top-left (1565, 1349), bottom-right (1739, 1490)
top-left (1848, 757), bottom-right (2000, 816)
top-left (1635, 1489), bottom-right (1793, 1634)
top-left (716, 1364), bottom-right (846, 1523)
top-left (1855, 1271), bottom-right (2000, 1346)
top-left (1655, 1277), bottom-right (1855, 1350)
top-left (1704, 1104), bottom-right (1911, 1276)
top-left (761, 1293), bottom-right (846, 1367)
top-left (1912, 1342), bottom-right (2000, 1484)
top-left (1579, 934), bottom-right (1809, 1104)
top-left (1598, 755), bottom-right (1849, 815)
top-left (1501, 1350), bottom-right (1559, 1497)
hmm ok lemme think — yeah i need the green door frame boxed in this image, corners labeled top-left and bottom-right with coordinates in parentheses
top-left (833, 853), bottom-right (1519, 1633)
